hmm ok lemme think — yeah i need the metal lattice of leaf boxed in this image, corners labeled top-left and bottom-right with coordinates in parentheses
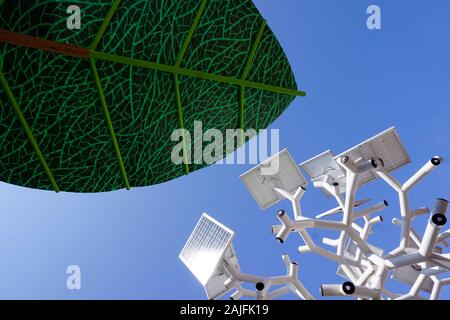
top-left (0, 0), bottom-right (305, 193)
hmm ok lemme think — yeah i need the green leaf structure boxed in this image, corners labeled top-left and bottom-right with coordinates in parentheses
top-left (0, 0), bottom-right (304, 193)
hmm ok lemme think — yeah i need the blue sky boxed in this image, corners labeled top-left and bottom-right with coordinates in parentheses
top-left (0, 0), bottom-right (449, 299)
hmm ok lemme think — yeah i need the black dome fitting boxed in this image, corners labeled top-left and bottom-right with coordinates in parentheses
top-left (431, 157), bottom-right (441, 166)
top-left (256, 282), bottom-right (265, 291)
top-left (341, 156), bottom-right (349, 164)
top-left (342, 282), bottom-right (356, 295)
top-left (384, 200), bottom-right (389, 206)
top-left (411, 264), bottom-right (422, 272)
top-left (277, 209), bottom-right (285, 217)
top-left (370, 158), bottom-right (378, 168)
top-left (276, 237), bottom-right (284, 244)
top-left (332, 182), bottom-right (339, 187)
top-left (432, 213), bottom-right (447, 226)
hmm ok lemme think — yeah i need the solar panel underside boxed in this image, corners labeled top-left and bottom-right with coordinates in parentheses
top-left (336, 127), bottom-right (411, 186)
top-left (301, 128), bottom-right (411, 197)
top-left (240, 149), bottom-right (307, 209)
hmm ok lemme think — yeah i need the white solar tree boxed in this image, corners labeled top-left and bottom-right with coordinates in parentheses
top-left (180, 127), bottom-right (449, 300)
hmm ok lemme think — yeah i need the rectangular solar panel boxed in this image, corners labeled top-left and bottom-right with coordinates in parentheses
top-left (240, 149), bottom-right (308, 209)
top-left (300, 128), bottom-right (410, 197)
top-left (335, 127), bottom-right (411, 187)
top-left (300, 150), bottom-right (339, 179)
top-left (179, 214), bottom-right (235, 286)
top-left (300, 150), bottom-right (344, 197)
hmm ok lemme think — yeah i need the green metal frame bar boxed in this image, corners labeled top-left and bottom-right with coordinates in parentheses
top-left (241, 20), bottom-right (267, 81)
top-left (90, 0), bottom-right (122, 50)
top-left (172, 0), bottom-right (207, 175)
top-left (174, 74), bottom-right (190, 175)
top-left (238, 85), bottom-right (245, 146)
top-left (238, 20), bottom-right (267, 146)
top-left (175, 0), bottom-right (207, 67)
top-left (0, 69), bottom-right (60, 192)
top-left (89, 57), bottom-right (131, 190)
top-left (0, 30), bottom-right (305, 96)
top-left (90, 50), bottom-right (306, 97)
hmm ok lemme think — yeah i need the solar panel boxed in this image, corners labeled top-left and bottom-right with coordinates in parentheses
top-left (335, 127), bottom-right (411, 186)
top-left (240, 149), bottom-right (308, 209)
top-left (300, 150), bottom-right (339, 179)
top-left (180, 214), bottom-right (235, 286)
top-left (301, 128), bottom-right (410, 196)
top-left (300, 150), bottom-right (344, 197)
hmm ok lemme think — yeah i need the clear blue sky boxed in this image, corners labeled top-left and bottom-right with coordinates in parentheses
top-left (0, 0), bottom-right (449, 299)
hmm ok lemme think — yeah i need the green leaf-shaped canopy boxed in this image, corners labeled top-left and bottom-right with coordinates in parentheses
top-left (0, 0), bottom-right (304, 193)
